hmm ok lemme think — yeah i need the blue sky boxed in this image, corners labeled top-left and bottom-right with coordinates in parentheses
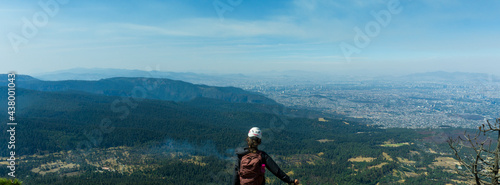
top-left (2, 0), bottom-right (500, 76)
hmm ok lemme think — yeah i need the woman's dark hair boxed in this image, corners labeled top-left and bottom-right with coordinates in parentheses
top-left (246, 137), bottom-right (261, 153)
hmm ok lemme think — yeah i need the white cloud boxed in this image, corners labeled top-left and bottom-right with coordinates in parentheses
top-left (100, 15), bottom-right (355, 45)
top-left (110, 18), bottom-right (308, 38)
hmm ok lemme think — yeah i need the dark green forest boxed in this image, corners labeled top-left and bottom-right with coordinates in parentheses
top-left (0, 77), bottom-right (473, 184)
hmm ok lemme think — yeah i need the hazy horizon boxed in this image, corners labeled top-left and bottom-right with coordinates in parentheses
top-left (3, 0), bottom-right (500, 76)
top-left (19, 66), bottom-right (499, 77)
top-left (16, 67), bottom-right (499, 80)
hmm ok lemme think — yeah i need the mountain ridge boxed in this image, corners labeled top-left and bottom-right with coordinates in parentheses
top-left (31, 68), bottom-right (243, 83)
top-left (0, 74), bottom-right (277, 104)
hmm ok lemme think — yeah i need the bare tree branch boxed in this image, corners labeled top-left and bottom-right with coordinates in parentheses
top-left (449, 118), bottom-right (500, 185)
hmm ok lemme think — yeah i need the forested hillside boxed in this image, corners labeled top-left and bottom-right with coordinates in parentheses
top-left (0, 74), bottom-right (276, 104)
top-left (0, 79), bottom-right (471, 184)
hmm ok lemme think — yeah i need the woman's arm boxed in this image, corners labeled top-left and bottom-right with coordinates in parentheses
top-left (232, 157), bottom-right (240, 185)
top-left (262, 152), bottom-right (294, 184)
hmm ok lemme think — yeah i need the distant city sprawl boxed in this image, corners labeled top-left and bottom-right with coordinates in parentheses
top-left (233, 74), bottom-right (500, 129)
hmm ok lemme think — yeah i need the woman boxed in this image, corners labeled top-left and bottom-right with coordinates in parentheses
top-left (232, 127), bottom-right (300, 185)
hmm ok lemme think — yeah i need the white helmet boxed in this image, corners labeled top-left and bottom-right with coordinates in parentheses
top-left (248, 127), bottom-right (262, 139)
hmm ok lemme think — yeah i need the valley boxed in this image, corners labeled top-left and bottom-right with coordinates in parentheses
top-left (0, 74), bottom-right (492, 184)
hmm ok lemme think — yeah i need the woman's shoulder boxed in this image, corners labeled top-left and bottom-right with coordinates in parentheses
top-left (258, 150), bottom-right (268, 156)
